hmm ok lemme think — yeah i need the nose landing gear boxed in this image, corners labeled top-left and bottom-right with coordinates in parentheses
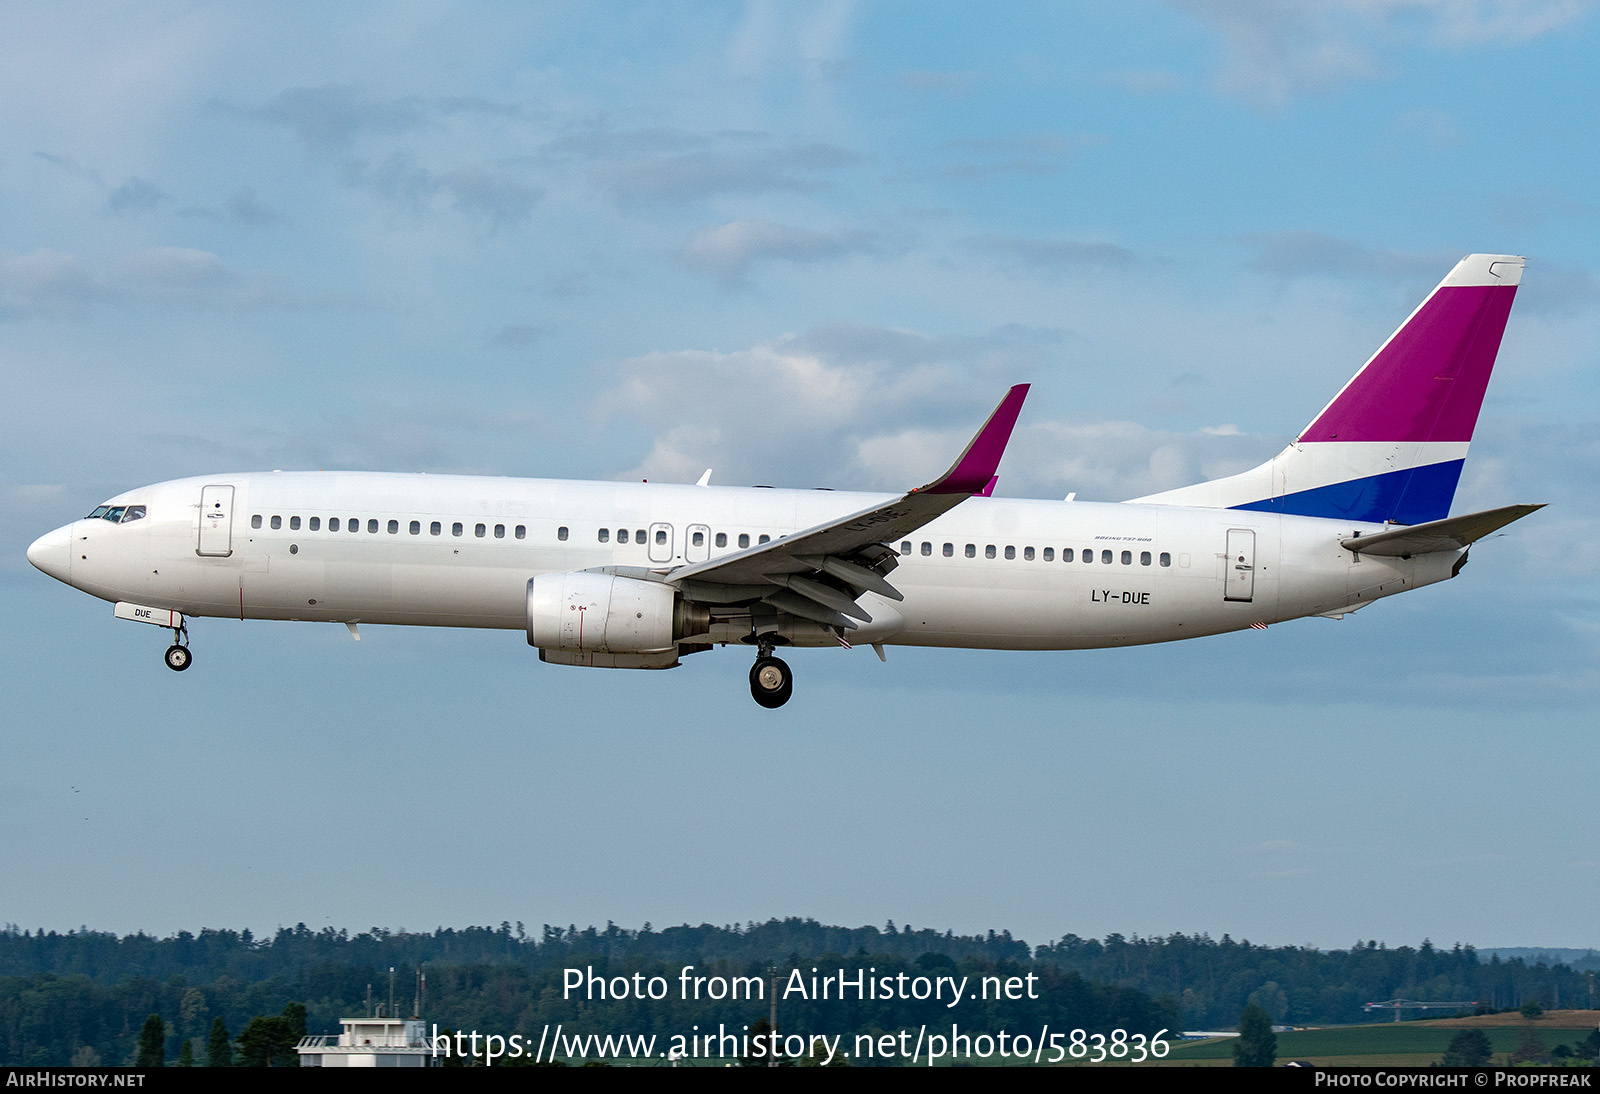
top-left (164, 623), bottom-right (192, 672)
top-left (748, 635), bottom-right (792, 708)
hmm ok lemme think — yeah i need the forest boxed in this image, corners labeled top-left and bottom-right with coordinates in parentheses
top-left (1, 920), bottom-right (1592, 1065)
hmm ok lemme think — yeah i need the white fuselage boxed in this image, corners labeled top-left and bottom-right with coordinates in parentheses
top-left (41, 471), bottom-right (1455, 651)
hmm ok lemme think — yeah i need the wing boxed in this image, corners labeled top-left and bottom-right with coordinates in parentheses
top-left (666, 384), bottom-right (1029, 629)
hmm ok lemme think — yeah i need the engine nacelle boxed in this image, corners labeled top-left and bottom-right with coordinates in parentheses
top-left (527, 572), bottom-right (704, 654)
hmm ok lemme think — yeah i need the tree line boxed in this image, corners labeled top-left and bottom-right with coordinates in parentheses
top-left (1, 920), bottom-right (1594, 1064)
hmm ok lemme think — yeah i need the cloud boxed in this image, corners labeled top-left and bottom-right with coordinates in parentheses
top-left (0, 250), bottom-right (104, 317)
top-left (104, 177), bottom-right (170, 215)
top-left (598, 324), bottom-right (1278, 498)
top-left (1172, 0), bottom-right (1591, 106)
top-left (1243, 232), bottom-right (1457, 282)
top-left (487, 323), bottom-right (551, 349)
top-left (343, 153), bottom-right (542, 231)
top-left (255, 85), bottom-right (433, 153)
top-left (933, 134), bottom-right (1093, 180)
top-left (962, 235), bottom-right (1136, 276)
top-left (591, 141), bottom-right (858, 205)
top-left (678, 220), bottom-right (887, 284)
top-left (0, 247), bottom-right (359, 318)
top-left (536, 125), bottom-right (859, 206)
top-left (228, 189), bottom-right (279, 226)
top-left (897, 69), bottom-right (982, 96)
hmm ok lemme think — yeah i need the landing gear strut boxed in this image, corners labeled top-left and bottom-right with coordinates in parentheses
top-left (164, 623), bottom-right (192, 672)
top-left (748, 636), bottom-right (793, 708)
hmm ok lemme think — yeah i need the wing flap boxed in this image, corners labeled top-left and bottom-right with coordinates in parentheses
top-left (667, 385), bottom-right (1029, 629)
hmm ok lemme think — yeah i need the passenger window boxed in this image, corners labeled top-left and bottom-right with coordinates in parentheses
top-left (477, 524), bottom-right (487, 538)
top-left (985, 545), bottom-right (996, 559)
top-left (1023, 546), bottom-right (1033, 560)
top-left (290, 516), bottom-right (301, 531)
top-left (388, 520), bottom-right (399, 534)
top-left (251, 515), bottom-right (262, 529)
top-left (452, 522), bottom-right (463, 536)
top-left (921, 542), bottom-right (932, 556)
top-left (1121, 550), bottom-right (1132, 564)
top-left (270, 515), bottom-right (282, 530)
top-left (1102, 550), bottom-right (1113, 564)
top-left (494, 524), bottom-right (505, 539)
top-left (738, 534), bottom-right (750, 548)
top-left (943, 543), bottom-right (953, 557)
top-left (635, 529), bottom-right (645, 543)
top-left (1043, 547), bottom-right (1054, 561)
top-left (367, 519), bottom-right (379, 533)
top-left (599, 528), bottom-right (610, 543)
top-left (329, 518), bottom-right (340, 532)
top-left (901, 541), bottom-right (912, 555)
top-left (758, 534), bottom-right (770, 544)
top-left (1160, 552), bottom-right (1171, 567)
top-left (617, 528), bottom-right (629, 544)
top-left (715, 532), bottom-right (727, 548)
top-left (656, 529), bottom-right (668, 545)
top-left (556, 526), bottom-right (567, 541)
top-left (1083, 549), bottom-right (1093, 563)
top-left (1141, 551), bottom-right (1151, 565)
top-left (515, 526), bottom-right (525, 539)
top-left (1005, 546), bottom-right (1016, 560)
top-left (309, 517), bottom-right (320, 531)
top-left (410, 520), bottom-right (421, 535)
top-left (430, 521), bottom-right (441, 535)
top-left (693, 531), bottom-right (705, 547)
top-left (965, 544), bottom-right (976, 558)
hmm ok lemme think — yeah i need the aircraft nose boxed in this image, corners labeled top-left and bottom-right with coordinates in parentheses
top-left (27, 525), bottom-right (72, 583)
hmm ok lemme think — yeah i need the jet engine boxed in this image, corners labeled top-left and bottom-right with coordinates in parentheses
top-left (526, 571), bottom-right (707, 656)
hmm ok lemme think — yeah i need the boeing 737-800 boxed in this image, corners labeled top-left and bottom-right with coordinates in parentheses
top-left (28, 253), bottom-right (1540, 707)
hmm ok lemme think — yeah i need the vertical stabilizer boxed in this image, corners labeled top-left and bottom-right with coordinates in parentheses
top-left (1129, 254), bottom-right (1522, 525)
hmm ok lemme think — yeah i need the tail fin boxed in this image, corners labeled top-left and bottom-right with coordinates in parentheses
top-left (1131, 253), bottom-right (1523, 525)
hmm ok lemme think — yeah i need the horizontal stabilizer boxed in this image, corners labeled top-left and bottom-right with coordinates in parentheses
top-left (1341, 504), bottom-right (1543, 557)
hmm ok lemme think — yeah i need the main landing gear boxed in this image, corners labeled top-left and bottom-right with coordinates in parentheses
top-left (748, 635), bottom-right (793, 709)
top-left (164, 623), bottom-right (192, 672)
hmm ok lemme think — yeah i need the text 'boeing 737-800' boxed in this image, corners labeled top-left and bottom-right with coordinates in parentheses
top-left (29, 254), bottom-right (1541, 707)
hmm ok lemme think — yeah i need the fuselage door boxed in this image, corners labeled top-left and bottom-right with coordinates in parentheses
top-left (1224, 528), bottom-right (1255, 602)
top-left (686, 523), bottom-right (711, 563)
top-left (197, 485), bottom-right (235, 558)
top-left (648, 522), bottom-right (674, 563)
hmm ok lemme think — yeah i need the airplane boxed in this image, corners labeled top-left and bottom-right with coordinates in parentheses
top-left (28, 253), bottom-right (1541, 708)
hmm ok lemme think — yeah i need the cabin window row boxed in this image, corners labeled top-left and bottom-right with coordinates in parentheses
top-left (251, 514), bottom-right (527, 539)
top-left (593, 528), bottom-right (772, 548)
top-left (899, 541), bottom-right (1172, 567)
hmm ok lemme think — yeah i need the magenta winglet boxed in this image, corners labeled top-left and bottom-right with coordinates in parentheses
top-left (924, 384), bottom-right (1029, 495)
top-left (1300, 284), bottom-right (1517, 443)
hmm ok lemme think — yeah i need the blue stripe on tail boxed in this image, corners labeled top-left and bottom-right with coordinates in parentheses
top-left (1229, 460), bottom-right (1464, 525)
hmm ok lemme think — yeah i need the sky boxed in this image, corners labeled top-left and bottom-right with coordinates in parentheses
top-left (3, 1), bottom-right (1598, 955)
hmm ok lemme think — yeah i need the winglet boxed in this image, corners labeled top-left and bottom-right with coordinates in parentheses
top-left (921, 384), bottom-right (1029, 495)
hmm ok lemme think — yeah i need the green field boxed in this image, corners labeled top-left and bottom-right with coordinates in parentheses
top-left (1161, 1024), bottom-right (1585, 1066)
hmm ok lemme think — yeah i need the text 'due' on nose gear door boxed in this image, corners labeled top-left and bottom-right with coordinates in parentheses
top-left (1224, 528), bottom-right (1255, 602)
top-left (197, 484), bottom-right (235, 557)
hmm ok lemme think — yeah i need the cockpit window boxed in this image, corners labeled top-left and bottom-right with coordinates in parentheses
top-left (85, 503), bottom-right (147, 522)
